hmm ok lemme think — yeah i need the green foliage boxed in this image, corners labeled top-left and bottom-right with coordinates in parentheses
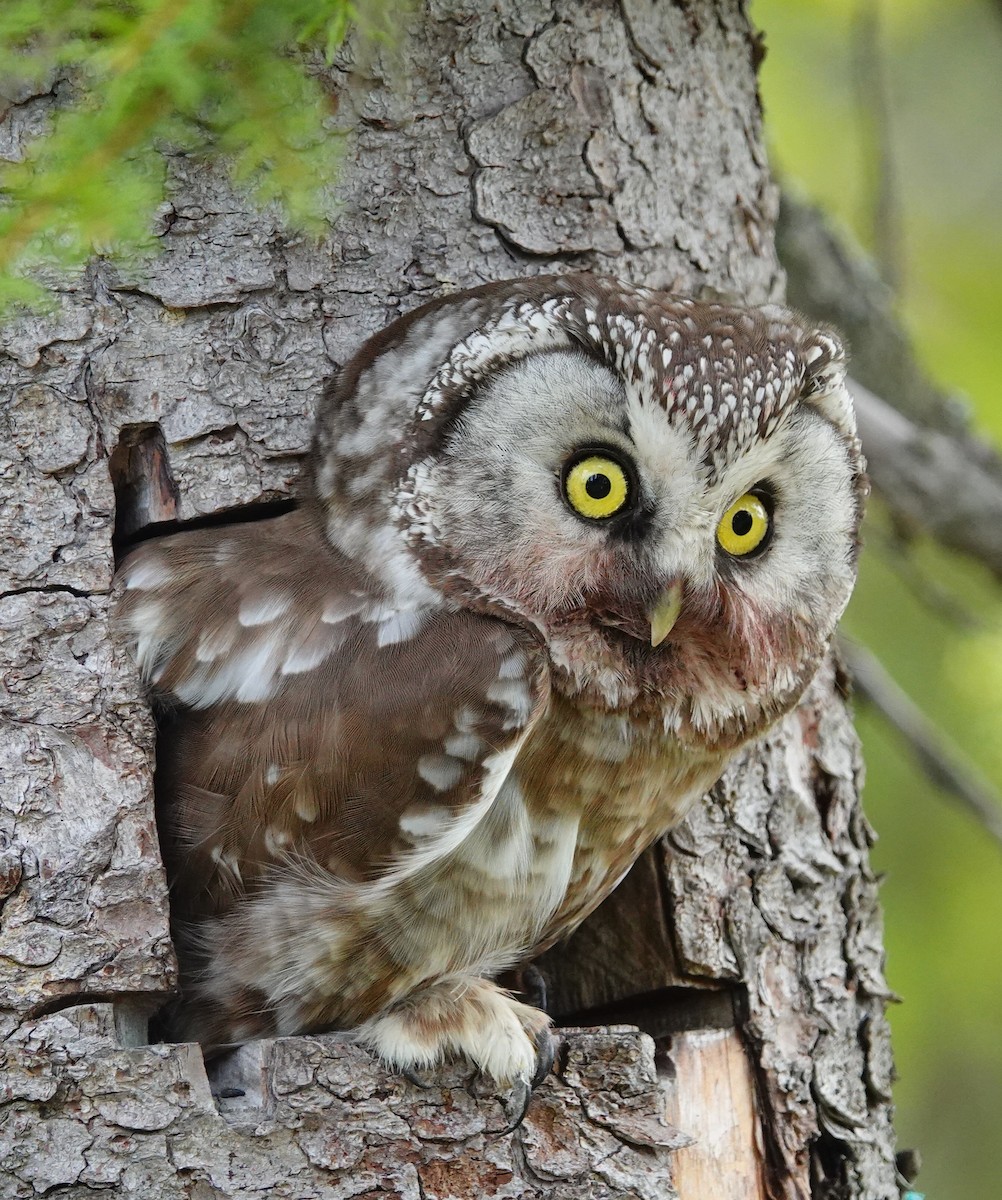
top-left (0, 0), bottom-right (397, 310)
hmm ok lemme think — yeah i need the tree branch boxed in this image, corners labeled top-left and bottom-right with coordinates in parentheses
top-left (779, 191), bottom-right (1002, 582)
top-left (849, 378), bottom-right (1002, 581)
top-left (840, 637), bottom-right (1002, 852)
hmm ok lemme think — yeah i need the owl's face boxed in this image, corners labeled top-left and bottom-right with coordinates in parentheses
top-left (310, 275), bottom-right (865, 750)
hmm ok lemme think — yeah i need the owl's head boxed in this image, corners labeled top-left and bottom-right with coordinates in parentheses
top-left (309, 275), bottom-right (866, 749)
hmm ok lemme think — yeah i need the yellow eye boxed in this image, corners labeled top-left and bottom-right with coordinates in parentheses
top-left (717, 492), bottom-right (771, 557)
top-left (563, 454), bottom-right (631, 521)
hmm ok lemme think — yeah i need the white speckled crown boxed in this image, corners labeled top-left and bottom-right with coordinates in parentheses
top-left (412, 280), bottom-right (855, 486)
top-left (308, 275), bottom-right (862, 605)
top-left (312, 274), bottom-right (856, 501)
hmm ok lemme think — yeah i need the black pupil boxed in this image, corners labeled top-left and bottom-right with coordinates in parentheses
top-left (731, 509), bottom-right (754, 537)
top-left (585, 473), bottom-right (612, 500)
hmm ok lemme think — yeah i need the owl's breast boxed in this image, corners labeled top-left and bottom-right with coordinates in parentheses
top-left (366, 694), bottom-right (723, 985)
top-left (513, 694), bottom-right (728, 948)
top-left (287, 695), bottom-right (726, 1021)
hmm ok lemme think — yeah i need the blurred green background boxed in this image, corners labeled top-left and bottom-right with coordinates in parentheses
top-left (755, 0), bottom-right (1002, 1195)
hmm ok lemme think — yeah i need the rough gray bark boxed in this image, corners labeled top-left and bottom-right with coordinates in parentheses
top-left (0, 2), bottom-right (898, 1197)
top-left (2, 1011), bottom-right (682, 1197)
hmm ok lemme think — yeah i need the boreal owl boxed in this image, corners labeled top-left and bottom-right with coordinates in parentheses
top-left (117, 274), bottom-right (865, 1118)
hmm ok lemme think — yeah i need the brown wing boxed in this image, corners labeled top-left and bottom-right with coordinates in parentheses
top-left (117, 508), bottom-right (550, 927)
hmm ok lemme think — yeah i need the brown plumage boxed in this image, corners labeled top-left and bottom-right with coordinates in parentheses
top-left (118, 274), bottom-right (865, 1100)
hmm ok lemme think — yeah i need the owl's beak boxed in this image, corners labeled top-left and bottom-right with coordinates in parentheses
top-left (649, 582), bottom-right (683, 647)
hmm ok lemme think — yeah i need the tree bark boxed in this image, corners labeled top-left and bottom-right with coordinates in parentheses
top-left (0, 2), bottom-right (899, 1197)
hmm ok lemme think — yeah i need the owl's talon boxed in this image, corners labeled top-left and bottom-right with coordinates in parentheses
top-left (464, 1066), bottom-right (491, 1099)
top-left (495, 1076), bottom-right (533, 1136)
top-left (518, 963), bottom-right (549, 1012)
top-left (490, 1024), bottom-right (555, 1136)
top-left (530, 1024), bottom-right (556, 1090)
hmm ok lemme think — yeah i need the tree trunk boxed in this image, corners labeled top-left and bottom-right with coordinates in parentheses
top-left (0, 2), bottom-right (898, 1197)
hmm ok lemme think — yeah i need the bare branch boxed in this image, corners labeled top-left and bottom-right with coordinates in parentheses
top-left (840, 637), bottom-right (1002, 852)
top-left (779, 192), bottom-right (1002, 582)
top-left (850, 378), bottom-right (1002, 581)
top-left (851, 0), bottom-right (902, 290)
top-left (777, 190), bottom-right (958, 431)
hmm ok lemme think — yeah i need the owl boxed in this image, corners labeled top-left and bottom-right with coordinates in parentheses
top-left (117, 274), bottom-right (865, 1121)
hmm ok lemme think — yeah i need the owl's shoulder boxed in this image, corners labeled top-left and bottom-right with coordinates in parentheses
top-left (117, 509), bottom-right (553, 912)
top-left (117, 507), bottom-right (549, 709)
